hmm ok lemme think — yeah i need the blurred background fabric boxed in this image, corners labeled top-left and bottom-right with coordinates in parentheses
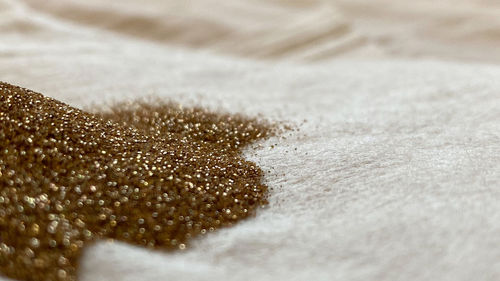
top-left (1, 1), bottom-right (500, 281)
top-left (4, 0), bottom-right (500, 62)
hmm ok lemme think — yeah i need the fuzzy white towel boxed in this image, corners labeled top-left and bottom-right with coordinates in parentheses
top-left (1, 0), bottom-right (499, 280)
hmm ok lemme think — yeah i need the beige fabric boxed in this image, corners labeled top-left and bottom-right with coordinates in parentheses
top-left (1, 1), bottom-right (500, 281)
top-left (9, 0), bottom-right (500, 62)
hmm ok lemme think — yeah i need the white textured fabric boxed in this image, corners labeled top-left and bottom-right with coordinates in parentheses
top-left (1, 0), bottom-right (500, 280)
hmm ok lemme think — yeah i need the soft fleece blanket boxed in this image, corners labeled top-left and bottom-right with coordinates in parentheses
top-left (1, 0), bottom-right (499, 280)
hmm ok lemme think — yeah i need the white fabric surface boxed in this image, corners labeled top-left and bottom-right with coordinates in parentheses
top-left (1, 0), bottom-right (500, 280)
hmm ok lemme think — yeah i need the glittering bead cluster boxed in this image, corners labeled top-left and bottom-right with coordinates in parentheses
top-left (0, 82), bottom-right (272, 281)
